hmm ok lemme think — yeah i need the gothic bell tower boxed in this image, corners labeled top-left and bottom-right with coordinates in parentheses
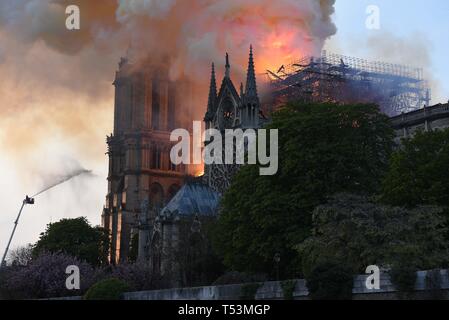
top-left (102, 55), bottom-right (194, 264)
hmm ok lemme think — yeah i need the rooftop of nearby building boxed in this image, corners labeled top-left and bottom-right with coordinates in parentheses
top-left (160, 181), bottom-right (220, 217)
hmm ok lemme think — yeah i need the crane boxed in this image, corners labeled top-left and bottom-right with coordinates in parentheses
top-left (0, 196), bottom-right (35, 268)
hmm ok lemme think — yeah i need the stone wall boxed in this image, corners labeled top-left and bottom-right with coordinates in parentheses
top-left (122, 269), bottom-right (449, 300)
top-left (390, 103), bottom-right (449, 143)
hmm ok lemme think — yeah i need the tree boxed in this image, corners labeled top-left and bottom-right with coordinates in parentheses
top-left (111, 262), bottom-right (162, 291)
top-left (33, 217), bottom-right (109, 267)
top-left (306, 260), bottom-right (354, 300)
top-left (213, 103), bottom-right (394, 278)
top-left (382, 128), bottom-right (449, 207)
top-left (0, 251), bottom-right (98, 299)
top-left (8, 244), bottom-right (33, 266)
top-left (297, 194), bottom-right (449, 276)
top-left (84, 278), bottom-right (129, 300)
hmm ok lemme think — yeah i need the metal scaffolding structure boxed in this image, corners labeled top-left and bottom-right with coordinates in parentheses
top-left (265, 51), bottom-right (431, 116)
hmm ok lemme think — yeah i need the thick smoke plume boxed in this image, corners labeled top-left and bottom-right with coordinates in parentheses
top-left (0, 0), bottom-right (337, 170)
top-left (117, 0), bottom-right (337, 78)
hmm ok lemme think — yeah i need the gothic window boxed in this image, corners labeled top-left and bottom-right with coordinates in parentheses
top-left (218, 99), bottom-right (235, 130)
top-left (167, 83), bottom-right (176, 130)
top-left (150, 183), bottom-right (164, 210)
top-left (151, 146), bottom-right (162, 170)
top-left (252, 104), bottom-right (256, 123)
top-left (152, 79), bottom-right (160, 130)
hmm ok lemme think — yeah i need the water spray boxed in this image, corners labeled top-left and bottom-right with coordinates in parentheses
top-left (0, 169), bottom-right (92, 269)
top-left (30, 169), bottom-right (91, 198)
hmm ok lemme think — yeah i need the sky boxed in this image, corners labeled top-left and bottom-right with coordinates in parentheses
top-left (1, 0), bottom-right (448, 260)
top-left (326, 0), bottom-right (449, 104)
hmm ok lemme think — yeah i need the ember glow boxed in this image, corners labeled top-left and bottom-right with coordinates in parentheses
top-left (119, 0), bottom-right (337, 78)
top-left (195, 170), bottom-right (205, 178)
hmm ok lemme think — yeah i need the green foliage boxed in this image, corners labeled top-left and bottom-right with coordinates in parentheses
top-left (390, 262), bottom-right (417, 298)
top-left (213, 272), bottom-right (267, 286)
top-left (281, 280), bottom-right (297, 300)
top-left (0, 268), bottom-right (10, 299)
top-left (33, 217), bottom-right (110, 267)
top-left (297, 194), bottom-right (449, 275)
top-left (383, 128), bottom-right (449, 207)
top-left (425, 270), bottom-right (444, 300)
top-left (306, 261), bottom-right (353, 300)
top-left (173, 218), bottom-right (225, 287)
top-left (240, 283), bottom-right (262, 300)
top-left (84, 278), bottom-right (129, 300)
top-left (213, 103), bottom-right (394, 278)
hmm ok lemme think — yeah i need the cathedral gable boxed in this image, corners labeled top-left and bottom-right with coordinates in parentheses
top-left (214, 77), bottom-right (241, 129)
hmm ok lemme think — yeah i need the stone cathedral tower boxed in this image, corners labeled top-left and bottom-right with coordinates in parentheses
top-left (102, 55), bottom-right (194, 264)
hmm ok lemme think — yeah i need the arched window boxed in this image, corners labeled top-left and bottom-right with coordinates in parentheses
top-left (151, 146), bottom-right (162, 170)
top-left (150, 183), bottom-right (164, 210)
top-left (167, 83), bottom-right (176, 130)
top-left (152, 79), bottom-right (160, 130)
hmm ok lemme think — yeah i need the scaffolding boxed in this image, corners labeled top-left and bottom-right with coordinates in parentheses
top-left (265, 51), bottom-right (431, 116)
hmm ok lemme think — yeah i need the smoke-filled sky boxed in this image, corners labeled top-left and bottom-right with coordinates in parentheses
top-left (326, 0), bottom-right (449, 103)
top-left (1, 0), bottom-right (448, 257)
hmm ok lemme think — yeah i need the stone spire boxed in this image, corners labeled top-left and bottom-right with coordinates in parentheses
top-left (225, 52), bottom-right (230, 78)
top-left (245, 45), bottom-right (259, 102)
top-left (205, 63), bottom-right (217, 120)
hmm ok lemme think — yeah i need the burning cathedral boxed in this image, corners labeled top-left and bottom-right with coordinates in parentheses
top-left (102, 47), bottom-right (261, 285)
top-left (101, 38), bottom-right (440, 285)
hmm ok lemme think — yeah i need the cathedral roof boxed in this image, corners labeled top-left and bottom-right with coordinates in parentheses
top-left (205, 63), bottom-right (217, 121)
top-left (160, 182), bottom-right (220, 217)
top-left (216, 52), bottom-right (241, 106)
top-left (217, 76), bottom-right (240, 104)
top-left (244, 45), bottom-right (259, 104)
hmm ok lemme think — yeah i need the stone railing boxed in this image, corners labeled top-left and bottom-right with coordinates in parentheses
top-left (122, 269), bottom-right (449, 300)
top-left (44, 269), bottom-right (449, 300)
top-left (390, 103), bottom-right (449, 128)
